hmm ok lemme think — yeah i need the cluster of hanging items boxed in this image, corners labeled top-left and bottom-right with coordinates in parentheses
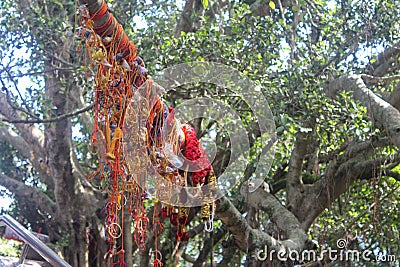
top-left (77, 1), bottom-right (217, 265)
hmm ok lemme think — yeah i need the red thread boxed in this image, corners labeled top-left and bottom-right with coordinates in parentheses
top-left (94, 14), bottom-right (115, 36)
top-left (91, 0), bottom-right (108, 21)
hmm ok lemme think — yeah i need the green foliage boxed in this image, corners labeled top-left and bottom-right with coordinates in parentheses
top-left (0, 238), bottom-right (21, 257)
top-left (312, 175), bottom-right (400, 266)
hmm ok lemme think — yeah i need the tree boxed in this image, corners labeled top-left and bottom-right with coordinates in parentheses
top-left (0, 0), bottom-right (399, 266)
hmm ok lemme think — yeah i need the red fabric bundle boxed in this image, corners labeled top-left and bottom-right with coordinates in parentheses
top-left (181, 124), bottom-right (212, 185)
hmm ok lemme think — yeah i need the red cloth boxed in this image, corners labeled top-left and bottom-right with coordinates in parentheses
top-left (181, 125), bottom-right (212, 185)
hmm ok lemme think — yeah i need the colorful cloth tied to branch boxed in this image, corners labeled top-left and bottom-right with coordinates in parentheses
top-left (77, 1), bottom-right (217, 265)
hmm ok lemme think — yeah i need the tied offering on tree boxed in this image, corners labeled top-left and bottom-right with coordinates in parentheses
top-left (77, 1), bottom-right (217, 265)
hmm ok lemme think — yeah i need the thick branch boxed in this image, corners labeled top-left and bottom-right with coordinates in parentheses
top-left (361, 74), bottom-right (400, 83)
top-left (388, 82), bottom-right (400, 110)
top-left (286, 131), bottom-right (312, 208)
top-left (300, 140), bottom-right (397, 229)
top-left (174, 0), bottom-right (205, 37)
top-left (41, 47), bottom-right (77, 223)
top-left (240, 180), bottom-right (309, 252)
top-left (215, 196), bottom-right (254, 251)
top-left (326, 152), bottom-right (400, 201)
top-left (0, 126), bottom-right (54, 190)
top-left (370, 41), bottom-right (400, 76)
top-left (79, 0), bottom-right (136, 63)
top-left (216, 193), bottom-right (309, 255)
top-left (250, 0), bottom-right (271, 17)
top-left (0, 173), bottom-right (57, 216)
top-left (328, 74), bottom-right (400, 148)
top-left (0, 126), bottom-right (34, 159)
top-left (0, 93), bottom-right (45, 157)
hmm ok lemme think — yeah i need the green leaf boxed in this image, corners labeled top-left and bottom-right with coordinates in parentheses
top-left (202, 0), bottom-right (209, 9)
top-left (269, 1), bottom-right (276, 9)
top-left (276, 126), bottom-right (285, 133)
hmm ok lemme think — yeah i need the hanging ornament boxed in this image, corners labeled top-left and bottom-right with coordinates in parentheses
top-left (78, 1), bottom-right (217, 265)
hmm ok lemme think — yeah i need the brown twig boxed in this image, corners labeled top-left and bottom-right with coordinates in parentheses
top-left (2, 104), bottom-right (93, 124)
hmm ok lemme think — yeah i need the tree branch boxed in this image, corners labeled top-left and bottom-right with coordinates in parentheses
top-left (328, 74), bottom-right (400, 148)
top-left (240, 181), bottom-right (309, 252)
top-left (0, 126), bottom-right (34, 159)
top-left (369, 41), bottom-right (400, 76)
top-left (216, 192), bottom-right (309, 258)
top-left (174, 0), bottom-right (205, 37)
top-left (1, 104), bottom-right (93, 124)
top-left (300, 140), bottom-right (399, 229)
top-left (361, 74), bottom-right (400, 83)
top-left (0, 92), bottom-right (45, 157)
top-left (388, 81), bottom-right (400, 110)
top-left (215, 196), bottom-right (254, 251)
top-left (286, 131), bottom-right (312, 209)
top-left (0, 63), bottom-right (36, 117)
top-left (250, 0), bottom-right (271, 17)
top-left (0, 126), bottom-right (54, 191)
top-left (0, 173), bottom-right (57, 216)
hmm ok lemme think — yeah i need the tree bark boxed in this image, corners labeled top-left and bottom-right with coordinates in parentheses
top-left (0, 125), bottom-right (54, 190)
top-left (369, 41), bottom-right (400, 76)
top-left (174, 0), bottom-right (205, 37)
top-left (328, 74), bottom-right (400, 148)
